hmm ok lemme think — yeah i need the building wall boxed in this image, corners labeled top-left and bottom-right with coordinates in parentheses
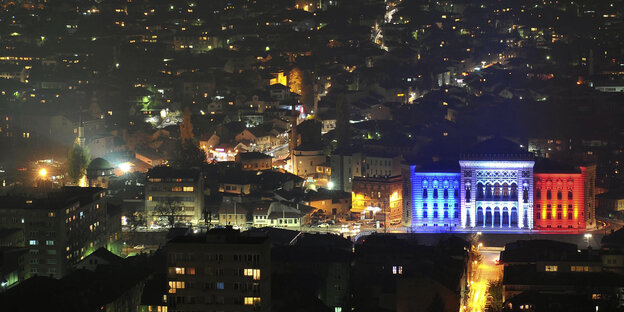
top-left (352, 176), bottom-right (403, 225)
top-left (533, 173), bottom-right (585, 230)
top-left (581, 165), bottom-right (597, 229)
top-left (459, 160), bottom-right (535, 230)
top-left (409, 160), bottom-right (596, 232)
top-left (145, 177), bottom-right (204, 226)
top-left (410, 172), bottom-right (461, 229)
top-left (165, 238), bottom-right (271, 311)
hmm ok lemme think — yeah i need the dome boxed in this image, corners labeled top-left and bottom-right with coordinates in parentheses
top-left (87, 158), bottom-right (114, 171)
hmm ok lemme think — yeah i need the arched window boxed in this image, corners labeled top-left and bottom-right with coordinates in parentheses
top-left (444, 210), bottom-right (449, 218)
top-left (568, 190), bottom-right (573, 200)
top-left (502, 183), bottom-right (509, 197)
top-left (465, 183), bottom-right (471, 202)
top-left (444, 189), bottom-right (449, 199)
top-left (557, 190), bottom-right (562, 200)
top-left (494, 183), bottom-right (501, 197)
top-left (536, 188), bottom-right (541, 200)
top-left (433, 189), bottom-right (438, 199)
top-left (423, 210), bottom-right (428, 218)
top-left (485, 183), bottom-right (492, 199)
top-left (511, 183), bottom-right (518, 197)
top-left (546, 190), bottom-right (552, 200)
top-left (433, 210), bottom-right (438, 218)
top-left (423, 189), bottom-right (428, 198)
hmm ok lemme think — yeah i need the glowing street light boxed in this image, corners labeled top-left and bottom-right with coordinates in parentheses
top-left (119, 163), bottom-right (131, 173)
top-left (39, 168), bottom-right (47, 177)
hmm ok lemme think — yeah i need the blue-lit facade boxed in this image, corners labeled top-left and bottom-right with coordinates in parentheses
top-left (410, 159), bottom-right (535, 232)
top-left (410, 171), bottom-right (462, 229)
top-left (407, 138), bottom-right (596, 232)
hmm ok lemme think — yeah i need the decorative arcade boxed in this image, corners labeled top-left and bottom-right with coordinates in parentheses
top-left (408, 138), bottom-right (596, 233)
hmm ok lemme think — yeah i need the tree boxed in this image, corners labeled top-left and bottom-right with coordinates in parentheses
top-left (155, 197), bottom-right (182, 229)
top-left (126, 205), bottom-right (146, 232)
top-left (488, 280), bottom-right (503, 312)
top-left (67, 143), bottom-right (90, 183)
top-left (169, 140), bottom-right (207, 168)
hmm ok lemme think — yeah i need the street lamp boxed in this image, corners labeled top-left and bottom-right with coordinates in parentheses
top-left (119, 162), bottom-right (131, 174)
top-left (38, 168), bottom-right (47, 178)
top-left (584, 233), bottom-right (593, 248)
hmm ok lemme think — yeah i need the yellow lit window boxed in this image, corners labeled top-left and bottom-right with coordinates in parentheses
top-left (168, 281), bottom-right (185, 293)
top-left (244, 269), bottom-right (261, 280)
top-left (244, 297), bottom-right (261, 305)
top-left (545, 265), bottom-right (558, 272)
top-left (175, 267), bottom-right (185, 274)
top-left (171, 186), bottom-right (182, 192)
top-left (183, 186), bottom-right (194, 192)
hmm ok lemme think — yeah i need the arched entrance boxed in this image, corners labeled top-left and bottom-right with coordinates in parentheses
top-left (511, 207), bottom-right (518, 227)
top-left (485, 207), bottom-right (493, 227)
top-left (494, 207), bottom-right (501, 227)
top-left (502, 208), bottom-right (509, 227)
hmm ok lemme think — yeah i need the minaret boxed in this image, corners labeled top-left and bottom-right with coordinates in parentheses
top-left (77, 113), bottom-right (85, 147)
top-left (290, 101), bottom-right (298, 173)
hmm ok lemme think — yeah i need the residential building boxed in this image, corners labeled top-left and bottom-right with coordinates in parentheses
top-left (351, 175), bottom-right (403, 225)
top-left (236, 152), bottom-right (272, 171)
top-left (0, 187), bottom-right (114, 279)
top-left (145, 167), bottom-right (205, 227)
top-left (330, 148), bottom-right (402, 192)
top-left (165, 229), bottom-right (271, 312)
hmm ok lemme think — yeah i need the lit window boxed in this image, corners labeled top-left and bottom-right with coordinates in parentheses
top-left (171, 186), bottom-right (182, 192)
top-left (168, 281), bottom-right (185, 293)
top-left (545, 265), bottom-right (558, 272)
top-left (244, 269), bottom-right (261, 280)
top-left (187, 267), bottom-right (196, 275)
top-left (175, 267), bottom-right (185, 275)
top-left (46, 240), bottom-right (54, 246)
top-left (244, 297), bottom-right (261, 305)
top-left (183, 186), bottom-right (194, 192)
top-left (216, 282), bottom-right (224, 289)
top-left (392, 265), bottom-right (403, 275)
top-left (29, 240), bottom-right (38, 246)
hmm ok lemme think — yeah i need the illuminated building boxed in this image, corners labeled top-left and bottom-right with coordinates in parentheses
top-left (145, 167), bottom-right (204, 227)
top-left (0, 187), bottom-right (115, 279)
top-left (351, 175), bottom-right (403, 225)
top-left (165, 229), bottom-right (271, 312)
top-left (408, 138), bottom-right (596, 232)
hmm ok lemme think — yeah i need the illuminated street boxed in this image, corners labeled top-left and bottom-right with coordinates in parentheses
top-left (468, 246), bottom-right (503, 312)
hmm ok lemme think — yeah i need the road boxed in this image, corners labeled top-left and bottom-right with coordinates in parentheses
top-left (468, 246), bottom-right (503, 312)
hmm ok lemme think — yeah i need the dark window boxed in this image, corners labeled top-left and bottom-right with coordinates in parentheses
top-left (454, 210), bottom-right (460, 218)
top-left (444, 211), bottom-right (449, 218)
top-left (536, 189), bottom-right (541, 199)
top-left (423, 210), bottom-right (428, 218)
top-left (547, 190), bottom-right (552, 200)
top-left (557, 191), bottom-right (562, 200)
top-left (454, 189), bottom-right (459, 198)
top-left (433, 211), bottom-right (438, 218)
top-left (444, 189), bottom-right (449, 198)
top-left (568, 190), bottom-right (573, 200)
top-left (536, 212), bottom-right (541, 219)
top-left (423, 189), bottom-right (428, 198)
top-left (433, 189), bottom-right (438, 199)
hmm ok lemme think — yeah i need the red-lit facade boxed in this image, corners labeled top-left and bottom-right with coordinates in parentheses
top-left (533, 173), bottom-right (585, 231)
